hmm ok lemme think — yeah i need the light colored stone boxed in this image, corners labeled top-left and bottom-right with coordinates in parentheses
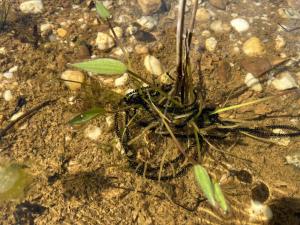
top-left (0, 47), bottom-right (6, 55)
top-left (286, 151), bottom-right (300, 168)
top-left (95, 32), bottom-right (115, 50)
top-left (275, 35), bottom-right (286, 50)
top-left (84, 125), bottom-right (102, 141)
top-left (8, 66), bottom-right (18, 73)
top-left (40, 23), bottom-right (53, 34)
top-left (135, 44), bottom-right (149, 54)
top-left (56, 28), bottom-right (68, 38)
top-left (144, 55), bottom-right (164, 76)
top-left (115, 73), bottom-right (129, 87)
top-left (137, 0), bottom-right (162, 15)
top-left (230, 18), bottom-right (249, 33)
top-left (137, 16), bottom-right (158, 31)
top-left (205, 37), bottom-right (218, 52)
top-left (20, 0), bottom-right (43, 14)
top-left (3, 72), bottom-right (13, 79)
top-left (105, 116), bottom-right (114, 129)
top-left (159, 72), bottom-right (172, 85)
top-left (271, 129), bottom-right (290, 146)
top-left (248, 200), bottom-right (273, 222)
top-left (242, 37), bottom-right (266, 57)
top-left (109, 26), bottom-right (123, 39)
top-left (245, 73), bottom-right (262, 92)
top-left (10, 111), bottom-right (24, 121)
top-left (196, 8), bottom-right (211, 22)
top-left (61, 70), bottom-right (85, 91)
top-left (271, 71), bottom-right (298, 90)
top-left (3, 90), bottom-right (13, 101)
top-left (210, 20), bottom-right (231, 33)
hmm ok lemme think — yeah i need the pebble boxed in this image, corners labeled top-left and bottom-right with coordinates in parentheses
top-left (272, 129), bottom-right (291, 146)
top-left (230, 18), bottom-right (250, 33)
top-left (242, 37), bottom-right (266, 57)
top-left (10, 111), bottom-right (24, 121)
top-left (105, 116), bottom-right (114, 129)
top-left (3, 72), bottom-right (13, 79)
top-left (137, 0), bottom-right (162, 15)
top-left (271, 71), bottom-right (298, 90)
top-left (61, 70), bottom-right (85, 91)
top-left (205, 37), bottom-right (218, 52)
top-left (137, 16), bottom-right (158, 31)
top-left (210, 20), bottom-right (231, 33)
top-left (3, 90), bottom-right (13, 101)
top-left (209, 0), bottom-right (227, 10)
top-left (8, 66), bottom-right (18, 73)
top-left (20, 0), bottom-right (44, 14)
top-left (159, 73), bottom-right (172, 85)
top-left (245, 73), bottom-right (262, 92)
top-left (135, 44), bottom-right (149, 54)
top-left (0, 47), bottom-right (6, 55)
top-left (114, 73), bottom-right (129, 87)
top-left (40, 23), bottom-right (53, 34)
top-left (286, 151), bottom-right (300, 168)
top-left (196, 8), bottom-right (211, 22)
top-left (84, 125), bottom-right (102, 141)
top-left (56, 28), bottom-right (68, 38)
top-left (109, 27), bottom-right (123, 39)
top-left (248, 200), bottom-right (273, 222)
top-left (95, 32), bottom-right (115, 50)
top-left (275, 35), bottom-right (286, 50)
top-left (144, 55), bottom-right (164, 76)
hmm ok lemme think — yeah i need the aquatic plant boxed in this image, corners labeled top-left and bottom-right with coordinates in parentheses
top-left (68, 0), bottom-right (300, 214)
top-left (0, 0), bottom-right (10, 31)
top-left (0, 163), bottom-right (31, 202)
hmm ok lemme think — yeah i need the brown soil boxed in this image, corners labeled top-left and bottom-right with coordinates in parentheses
top-left (0, 1), bottom-right (299, 225)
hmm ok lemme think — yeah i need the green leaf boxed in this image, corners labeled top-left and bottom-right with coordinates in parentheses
top-left (95, 1), bottom-right (111, 20)
top-left (68, 107), bottom-right (105, 125)
top-left (71, 58), bottom-right (127, 75)
top-left (194, 165), bottom-right (216, 207)
top-left (213, 181), bottom-right (229, 213)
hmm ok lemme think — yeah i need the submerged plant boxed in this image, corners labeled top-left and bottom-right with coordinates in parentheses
top-left (68, 0), bottom-right (300, 214)
top-left (0, 0), bottom-right (10, 31)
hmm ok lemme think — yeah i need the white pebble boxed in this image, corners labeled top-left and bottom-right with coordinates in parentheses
top-left (84, 125), bottom-right (102, 141)
top-left (3, 72), bottom-right (13, 79)
top-left (137, 16), bottom-right (158, 31)
top-left (115, 73), bottom-right (129, 87)
top-left (249, 200), bottom-right (273, 222)
top-left (95, 32), bottom-right (115, 50)
top-left (286, 152), bottom-right (300, 168)
top-left (210, 20), bottom-right (231, 33)
top-left (40, 23), bottom-right (53, 34)
top-left (20, 0), bottom-right (44, 14)
top-left (275, 35), bottom-right (286, 50)
top-left (271, 71), bottom-right (298, 90)
top-left (144, 55), bottom-right (164, 76)
top-left (10, 111), bottom-right (24, 121)
top-left (8, 66), bottom-right (18, 73)
top-left (230, 18), bottom-right (249, 33)
top-left (245, 73), bottom-right (262, 92)
top-left (0, 47), bottom-right (6, 55)
top-left (205, 37), bottom-right (217, 52)
top-left (3, 90), bottom-right (13, 101)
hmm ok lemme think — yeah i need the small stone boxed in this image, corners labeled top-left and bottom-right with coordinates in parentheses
top-left (245, 73), bottom-right (262, 92)
top-left (210, 20), bottom-right (231, 33)
top-left (137, 0), bottom-right (162, 15)
top-left (61, 70), bottom-right (85, 91)
top-left (0, 47), bottom-right (6, 55)
top-left (56, 28), bottom-right (68, 38)
top-left (40, 23), bottom-right (53, 34)
top-left (114, 73), bottom-right (129, 87)
top-left (135, 44), bottom-right (149, 54)
top-left (137, 16), bottom-right (158, 31)
top-left (8, 66), bottom-right (18, 73)
top-left (196, 8), bottom-right (211, 22)
top-left (242, 37), bottom-right (266, 57)
top-left (205, 37), bottom-right (218, 52)
top-left (249, 200), bottom-right (273, 222)
top-left (10, 111), bottom-right (24, 121)
top-left (95, 32), bottom-right (115, 50)
top-left (209, 0), bottom-right (227, 10)
top-left (105, 116), bottom-right (114, 129)
top-left (109, 27), bottom-right (123, 39)
top-left (3, 90), bottom-right (13, 101)
top-left (272, 129), bottom-right (290, 146)
top-left (20, 0), bottom-right (43, 14)
top-left (286, 151), bottom-right (300, 168)
top-left (271, 71), bottom-right (298, 90)
top-left (159, 73), bottom-right (172, 85)
top-left (3, 72), bottom-right (13, 79)
top-left (230, 18), bottom-right (249, 33)
top-left (84, 125), bottom-right (102, 141)
top-left (275, 35), bottom-right (286, 50)
top-left (144, 55), bottom-right (164, 76)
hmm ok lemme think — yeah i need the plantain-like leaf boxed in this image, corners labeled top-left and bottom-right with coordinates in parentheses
top-left (194, 165), bottom-right (216, 207)
top-left (213, 181), bottom-right (229, 213)
top-left (68, 107), bottom-right (105, 125)
top-left (71, 58), bottom-right (127, 75)
top-left (95, 1), bottom-right (111, 20)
